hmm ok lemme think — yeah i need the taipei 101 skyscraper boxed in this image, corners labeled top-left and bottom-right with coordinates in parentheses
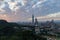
top-left (32, 14), bottom-right (34, 25)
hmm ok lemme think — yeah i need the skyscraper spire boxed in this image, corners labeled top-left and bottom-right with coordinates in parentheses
top-left (32, 14), bottom-right (34, 25)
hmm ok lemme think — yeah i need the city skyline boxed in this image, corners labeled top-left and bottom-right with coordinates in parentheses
top-left (0, 0), bottom-right (60, 22)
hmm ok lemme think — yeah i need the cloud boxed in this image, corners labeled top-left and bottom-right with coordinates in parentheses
top-left (32, 0), bottom-right (47, 8)
top-left (28, 12), bottom-right (60, 21)
top-left (37, 12), bottom-right (60, 21)
top-left (0, 8), bottom-right (5, 12)
top-left (0, 0), bottom-right (4, 1)
top-left (0, 0), bottom-right (60, 22)
top-left (8, 1), bottom-right (17, 10)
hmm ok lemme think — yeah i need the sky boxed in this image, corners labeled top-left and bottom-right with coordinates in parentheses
top-left (0, 0), bottom-right (60, 22)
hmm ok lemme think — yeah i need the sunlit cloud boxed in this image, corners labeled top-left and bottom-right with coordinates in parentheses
top-left (8, 1), bottom-right (17, 10)
top-left (0, 14), bottom-right (10, 21)
top-left (0, 14), bottom-right (22, 22)
top-left (32, 0), bottom-right (47, 8)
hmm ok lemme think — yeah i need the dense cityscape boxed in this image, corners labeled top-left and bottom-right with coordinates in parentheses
top-left (0, 0), bottom-right (60, 40)
top-left (0, 15), bottom-right (60, 40)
